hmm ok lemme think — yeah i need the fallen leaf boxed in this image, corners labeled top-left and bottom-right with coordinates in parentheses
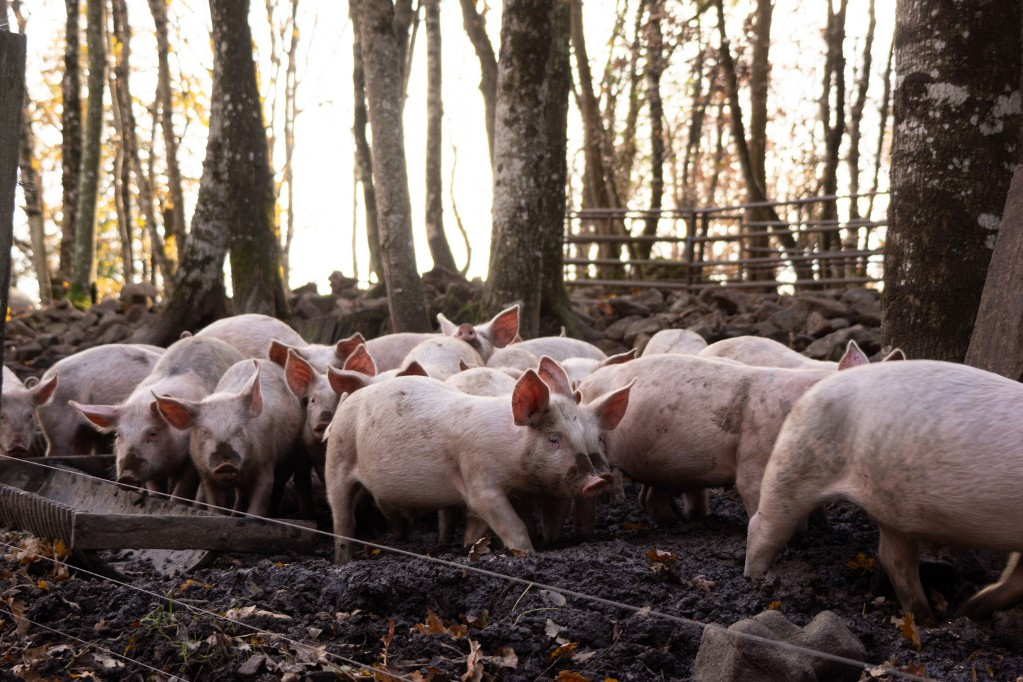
top-left (548, 641), bottom-right (578, 663)
top-left (412, 609), bottom-right (468, 638)
top-left (621, 522), bottom-right (649, 531)
top-left (4, 596), bottom-right (29, 636)
top-left (224, 605), bottom-right (292, 621)
top-left (541, 589), bottom-right (567, 607)
top-left (483, 645), bottom-right (518, 669)
top-left (462, 609), bottom-right (489, 629)
top-left (556, 672), bottom-right (590, 681)
top-left (545, 619), bottom-right (564, 638)
top-left (767, 601), bottom-right (782, 610)
top-left (845, 551), bottom-right (876, 572)
top-left (689, 575), bottom-right (715, 592)
top-left (645, 548), bottom-right (675, 563)
top-left (461, 639), bottom-right (484, 682)
top-left (891, 612), bottom-right (921, 651)
top-left (467, 535), bottom-right (492, 563)
top-left (35, 580), bottom-right (48, 592)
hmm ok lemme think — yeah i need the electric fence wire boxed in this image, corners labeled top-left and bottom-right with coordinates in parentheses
top-left (0, 454), bottom-right (931, 681)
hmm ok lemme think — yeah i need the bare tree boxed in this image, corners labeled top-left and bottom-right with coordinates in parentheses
top-left (69, 0), bottom-right (106, 307)
top-left (845, 0), bottom-right (875, 278)
top-left (640, 0), bottom-right (665, 259)
top-left (817, 0), bottom-right (848, 278)
top-left (349, 0), bottom-right (381, 279)
top-left (109, 0), bottom-right (134, 284)
top-left (357, 0), bottom-right (430, 332)
top-left (458, 0), bottom-right (497, 161)
top-left (424, 0), bottom-right (457, 272)
top-left (745, 0), bottom-right (773, 282)
top-left (57, 0), bottom-right (80, 294)
top-left (883, 0), bottom-right (1021, 361)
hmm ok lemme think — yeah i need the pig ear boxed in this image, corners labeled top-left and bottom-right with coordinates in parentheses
top-left (327, 367), bottom-right (370, 396)
top-left (240, 363), bottom-right (264, 417)
top-left (179, 330), bottom-right (193, 339)
top-left (837, 340), bottom-right (869, 370)
top-left (268, 340), bottom-right (294, 367)
top-left (598, 348), bottom-right (637, 368)
top-left (458, 359), bottom-right (470, 372)
top-left (397, 361), bottom-right (429, 377)
top-left (343, 345), bottom-right (377, 376)
top-left (153, 393), bottom-right (199, 430)
top-left (335, 333), bottom-right (367, 363)
top-left (486, 305), bottom-right (520, 349)
top-left (536, 356), bottom-right (573, 398)
top-left (559, 326), bottom-right (567, 337)
top-left (437, 312), bottom-right (457, 336)
top-left (31, 374), bottom-right (59, 406)
top-left (588, 380), bottom-right (634, 430)
top-left (882, 348), bottom-right (906, 362)
top-left (511, 369), bottom-right (551, 426)
top-left (70, 401), bottom-right (121, 432)
top-left (285, 349), bottom-right (315, 398)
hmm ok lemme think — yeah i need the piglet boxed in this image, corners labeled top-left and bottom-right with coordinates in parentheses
top-left (698, 336), bottom-right (891, 369)
top-left (325, 357), bottom-right (632, 563)
top-left (1, 366), bottom-right (55, 458)
top-left (745, 360), bottom-right (1023, 623)
top-left (499, 336), bottom-right (606, 364)
top-left (72, 336), bottom-right (244, 497)
top-left (641, 329), bottom-right (708, 356)
top-left (155, 359), bottom-right (307, 517)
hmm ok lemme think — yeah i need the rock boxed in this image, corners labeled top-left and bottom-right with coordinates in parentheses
top-left (237, 654), bottom-right (269, 676)
top-left (847, 298), bottom-right (881, 327)
top-left (328, 271), bottom-right (358, 296)
top-left (606, 296), bottom-right (652, 318)
top-left (806, 312), bottom-right (850, 337)
top-left (803, 324), bottom-right (876, 360)
top-left (691, 610), bottom-right (865, 682)
top-left (629, 288), bottom-right (667, 313)
top-left (698, 287), bottom-right (743, 315)
top-left (754, 300), bottom-right (782, 321)
top-left (623, 317), bottom-right (663, 347)
top-left (767, 305), bottom-right (808, 334)
top-left (794, 294), bottom-right (848, 321)
top-left (119, 282), bottom-right (157, 307)
top-left (604, 315), bottom-right (643, 342)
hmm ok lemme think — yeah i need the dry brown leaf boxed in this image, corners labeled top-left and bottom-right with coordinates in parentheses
top-left (768, 601), bottom-right (782, 610)
top-left (461, 639), bottom-right (484, 682)
top-left (467, 535), bottom-right (492, 563)
top-left (621, 522), bottom-right (649, 531)
top-left (890, 612), bottom-right (922, 651)
top-left (4, 596), bottom-right (29, 636)
top-left (555, 671), bottom-right (590, 681)
top-left (548, 641), bottom-right (578, 663)
top-left (545, 619), bottom-right (564, 638)
top-left (689, 575), bottom-right (715, 592)
top-left (845, 552), bottom-right (876, 573)
top-left (645, 548), bottom-right (675, 563)
top-left (484, 645), bottom-right (518, 669)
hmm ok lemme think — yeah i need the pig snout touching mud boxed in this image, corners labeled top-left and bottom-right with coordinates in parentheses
top-left (436, 304), bottom-right (519, 362)
top-left (698, 336), bottom-right (873, 369)
top-left (155, 359), bottom-right (307, 518)
top-left (325, 356), bottom-right (632, 563)
top-left (1, 366), bottom-right (55, 458)
top-left (576, 353), bottom-right (849, 524)
top-left (35, 344), bottom-right (163, 456)
top-left (641, 329), bottom-right (708, 356)
top-left (744, 360), bottom-right (1023, 623)
top-left (71, 336), bottom-right (243, 497)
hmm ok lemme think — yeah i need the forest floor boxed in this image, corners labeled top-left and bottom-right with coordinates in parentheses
top-left (1, 479), bottom-right (1021, 681)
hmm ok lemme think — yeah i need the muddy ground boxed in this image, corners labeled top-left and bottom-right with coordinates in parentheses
top-left (0, 478), bottom-right (1021, 681)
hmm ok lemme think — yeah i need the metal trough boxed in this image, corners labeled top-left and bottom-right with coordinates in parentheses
top-left (0, 456), bottom-right (318, 578)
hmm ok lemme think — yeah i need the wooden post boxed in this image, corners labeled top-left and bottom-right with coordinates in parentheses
top-left (0, 29), bottom-right (28, 394)
top-left (965, 167), bottom-right (1023, 380)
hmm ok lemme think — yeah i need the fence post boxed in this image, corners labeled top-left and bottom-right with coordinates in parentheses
top-left (0, 28), bottom-right (29, 391)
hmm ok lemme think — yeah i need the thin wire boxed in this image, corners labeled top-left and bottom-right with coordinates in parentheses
top-left (0, 540), bottom-right (414, 681)
top-left (0, 607), bottom-right (188, 681)
top-left (0, 455), bottom-right (930, 681)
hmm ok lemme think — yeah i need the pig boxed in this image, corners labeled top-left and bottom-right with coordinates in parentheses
top-left (642, 329), bottom-right (708, 356)
top-left (576, 346), bottom-right (868, 524)
top-left (35, 344), bottom-right (164, 456)
top-left (71, 336), bottom-right (244, 496)
top-left (154, 359), bottom-right (308, 518)
top-left (486, 346), bottom-right (540, 375)
top-left (325, 356), bottom-right (632, 563)
top-left (744, 360), bottom-right (1023, 622)
top-left (196, 313), bottom-right (358, 372)
top-left (365, 305), bottom-right (520, 371)
top-left (1, 366), bottom-right (55, 458)
top-left (401, 336), bottom-right (485, 380)
top-left (282, 348), bottom-right (345, 484)
top-left (698, 336), bottom-right (890, 369)
top-left (502, 336), bottom-right (606, 363)
top-left (561, 349), bottom-right (637, 389)
top-left (445, 367), bottom-right (518, 397)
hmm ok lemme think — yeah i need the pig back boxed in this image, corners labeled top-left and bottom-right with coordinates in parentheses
top-left (146, 336), bottom-right (246, 391)
top-left (642, 329), bottom-right (708, 356)
top-left (365, 333), bottom-right (437, 372)
top-left (511, 337), bottom-right (606, 363)
top-left (195, 313), bottom-right (306, 360)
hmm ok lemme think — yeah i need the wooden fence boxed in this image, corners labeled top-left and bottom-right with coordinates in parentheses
top-left (563, 194), bottom-right (887, 292)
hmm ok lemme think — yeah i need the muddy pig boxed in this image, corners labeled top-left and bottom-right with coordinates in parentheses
top-left (72, 336), bottom-right (244, 497)
top-left (745, 360), bottom-right (1023, 622)
top-left (1, 366), bottom-right (55, 458)
top-left (197, 313), bottom-right (360, 372)
top-left (576, 346), bottom-right (867, 524)
top-left (325, 357), bottom-right (632, 563)
top-left (155, 359), bottom-right (308, 517)
top-left (642, 329), bottom-right (708, 356)
top-left (35, 344), bottom-right (164, 456)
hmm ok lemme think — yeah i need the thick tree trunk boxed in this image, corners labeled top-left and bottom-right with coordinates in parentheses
top-left (458, 0), bottom-right (498, 163)
top-left (424, 0), bottom-right (457, 272)
top-left (58, 0), bottom-right (80, 295)
top-left (358, 0), bottom-right (430, 332)
top-left (883, 0), bottom-right (1021, 361)
top-left (69, 0), bottom-right (106, 308)
top-left (139, 0), bottom-right (288, 344)
top-left (745, 0), bottom-right (773, 282)
top-left (539, 0), bottom-right (576, 335)
top-left (0, 30), bottom-right (26, 363)
top-left (147, 0), bottom-right (187, 257)
top-left (482, 0), bottom-right (556, 338)
top-left (109, 0), bottom-right (135, 284)
top-left (349, 0), bottom-right (381, 279)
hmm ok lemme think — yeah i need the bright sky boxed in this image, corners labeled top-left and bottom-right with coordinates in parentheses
top-left (11, 0), bottom-right (893, 301)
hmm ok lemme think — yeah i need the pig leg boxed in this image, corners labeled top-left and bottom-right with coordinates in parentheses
top-left (958, 552), bottom-right (1023, 619)
top-left (291, 452), bottom-right (316, 520)
top-left (639, 485), bottom-right (683, 525)
top-left (463, 514), bottom-right (488, 546)
top-left (169, 466), bottom-right (200, 502)
top-left (247, 465), bottom-right (278, 518)
top-left (735, 462), bottom-right (763, 517)
top-left (466, 488), bottom-right (534, 554)
top-left (682, 489), bottom-right (709, 520)
top-left (572, 496), bottom-right (598, 538)
top-left (877, 525), bottom-right (933, 623)
top-left (328, 471), bottom-right (362, 564)
top-left (744, 508), bottom-right (808, 577)
top-left (437, 508), bottom-right (458, 544)
top-left (540, 497), bottom-right (571, 544)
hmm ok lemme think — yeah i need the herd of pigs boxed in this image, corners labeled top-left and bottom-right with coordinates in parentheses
top-left (1, 306), bottom-right (1021, 625)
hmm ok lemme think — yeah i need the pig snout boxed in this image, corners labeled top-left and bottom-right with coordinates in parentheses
top-left (116, 471), bottom-right (142, 489)
top-left (456, 323), bottom-right (480, 351)
top-left (5, 441), bottom-right (30, 459)
top-left (580, 474), bottom-right (611, 498)
top-left (209, 443), bottom-right (242, 482)
top-left (311, 411), bottom-right (333, 439)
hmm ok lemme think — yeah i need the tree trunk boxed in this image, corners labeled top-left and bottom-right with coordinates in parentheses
top-left (139, 0), bottom-right (288, 344)
top-left (817, 0), bottom-right (848, 279)
top-left (358, 0), bottom-right (430, 332)
top-left (349, 0), bottom-right (381, 279)
top-left (147, 0), bottom-right (187, 257)
top-left (0, 30), bottom-right (26, 365)
top-left (883, 0), bottom-right (1021, 362)
top-left (965, 167), bottom-right (1023, 380)
top-left (539, 0), bottom-right (576, 335)
top-left (458, 0), bottom-right (498, 163)
top-left (612, 0), bottom-right (646, 205)
top-left (281, 0), bottom-right (300, 290)
top-left (641, 0), bottom-right (665, 260)
top-left (69, 0), bottom-right (106, 308)
top-left (58, 0), bottom-right (80, 295)
top-left (424, 0), bottom-right (457, 272)
top-left (745, 0), bottom-right (773, 282)
top-left (109, 0), bottom-right (135, 285)
top-left (866, 34), bottom-right (894, 220)
top-left (482, 0), bottom-right (557, 338)
top-left (845, 0), bottom-right (875, 278)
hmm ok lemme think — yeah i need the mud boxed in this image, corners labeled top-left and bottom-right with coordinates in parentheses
top-left (1, 482), bottom-right (1021, 681)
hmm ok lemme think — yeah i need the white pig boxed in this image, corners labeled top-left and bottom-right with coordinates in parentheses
top-left (401, 336), bottom-right (484, 380)
top-left (576, 347), bottom-right (867, 524)
top-left (699, 336), bottom-right (885, 369)
top-left (72, 336), bottom-right (244, 496)
top-left (642, 329), bottom-right (708, 356)
top-left (502, 336), bottom-right (606, 363)
top-left (35, 344), bottom-right (164, 456)
top-left (1, 366), bottom-right (54, 458)
top-left (560, 349), bottom-right (637, 389)
top-left (325, 357), bottom-right (632, 563)
top-left (282, 348), bottom-right (345, 484)
top-left (445, 366), bottom-right (518, 397)
top-left (154, 359), bottom-right (307, 517)
top-left (745, 360), bottom-right (1023, 622)
top-left (196, 313), bottom-right (355, 372)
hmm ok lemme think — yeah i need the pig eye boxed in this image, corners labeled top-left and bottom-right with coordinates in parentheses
top-left (547, 433), bottom-right (562, 447)
top-left (145, 427), bottom-right (160, 442)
